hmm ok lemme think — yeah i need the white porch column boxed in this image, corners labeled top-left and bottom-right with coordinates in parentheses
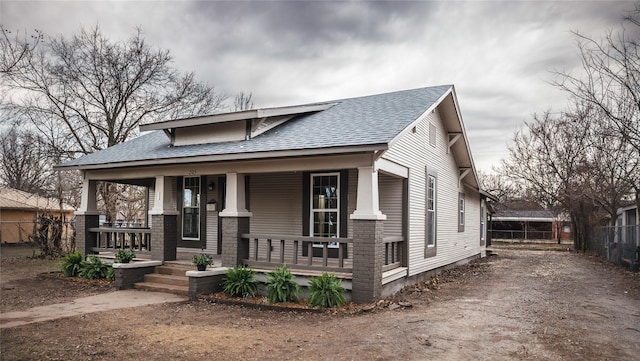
top-left (219, 172), bottom-right (252, 217)
top-left (77, 179), bottom-right (99, 215)
top-left (350, 166), bottom-right (386, 220)
top-left (149, 176), bottom-right (179, 215)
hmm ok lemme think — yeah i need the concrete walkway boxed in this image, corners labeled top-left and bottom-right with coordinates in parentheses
top-left (0, 290), bottom-right (187, 329)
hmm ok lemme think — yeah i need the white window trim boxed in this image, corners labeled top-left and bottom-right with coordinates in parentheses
top-left (310, 172), bottom-right (340, 244)
top-left (182, 176), bottom-right (200, 240)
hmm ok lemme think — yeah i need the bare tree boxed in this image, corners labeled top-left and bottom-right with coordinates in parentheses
top-left (587, 107), bottom-right (635, 227)
top-left (501, 110), bottom-right (597, 251)
top-left (234, 91), bottom-right (254, 111)
top-left (552, 4), bottom-right (640, 213)
top-left (0, 25), bottom-right (42, 74)
top-left (477, 169), bottom-right (521, 203)
top-left (0, 127), bottom-right (53, 195)
top-left (1, 25), bottom-right (227, 222)
top-left (2, 26), bottom-right (226, 157)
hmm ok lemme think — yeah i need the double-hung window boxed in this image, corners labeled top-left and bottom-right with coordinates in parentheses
top-left (426, 174), bottom-right (436, 254)
top-left (458, 193), bottom-right (465, 232)
top-left (480, 200), bottom-right (486, 242)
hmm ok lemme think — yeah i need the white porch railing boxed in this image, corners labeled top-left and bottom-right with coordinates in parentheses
top-left (88, 227), bottom-right (151, 252)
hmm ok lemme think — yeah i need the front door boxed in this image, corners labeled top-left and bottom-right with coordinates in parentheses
top-left (177, 175), bottom-right (206, 248)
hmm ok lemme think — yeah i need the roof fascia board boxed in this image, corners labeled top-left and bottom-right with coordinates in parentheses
top-left (387, 86), bottom-right (453, 150)
top-left (448, 85), bottom-right (480, 187)
top-left (140, 103), bottom-right (337, 131)
top-left (55, 143), bottom-right (388, 171)
top-left (82, 153), bottom-right (375, 180)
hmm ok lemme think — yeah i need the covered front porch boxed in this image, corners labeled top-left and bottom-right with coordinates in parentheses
top-left (74, 155), bottom-right (409, 302)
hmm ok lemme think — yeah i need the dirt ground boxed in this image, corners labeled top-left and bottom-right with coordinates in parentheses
top-left (1, 246), bottom-right (639, 361)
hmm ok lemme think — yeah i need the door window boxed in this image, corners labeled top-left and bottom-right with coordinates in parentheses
top-left (182, 176), bottom-right (200, 240)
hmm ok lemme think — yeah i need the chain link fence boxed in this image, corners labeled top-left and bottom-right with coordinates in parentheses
top-left (588, 225), bottom-right (639, 271)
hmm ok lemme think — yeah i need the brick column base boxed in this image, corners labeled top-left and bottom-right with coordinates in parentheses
top-left (351, 219), bottom-right (384, 303)
top-left (75, 214), bottom-right (99, 256)
top-left (151, 214), bottom-right (177, 261)
top-left (221, 217), bottom-right (250, 267)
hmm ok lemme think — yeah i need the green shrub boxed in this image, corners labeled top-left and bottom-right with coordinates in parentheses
top-left (308, 272), bottom-right (346, 308)
top-left (114, 249), bottom-right (136, 263)
top-left (106, 266), bottom-right (115, 281)
top-left (223, 266), bottom-right (259, 298)
top-left (61, 251), bottom-right (83, 277)
top-left (79, 255), bottom-right (109, 280)
top-left (266, 265), bottom-right (300, 303)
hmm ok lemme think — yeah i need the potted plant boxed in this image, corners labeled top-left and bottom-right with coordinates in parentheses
top-left (192, 253), bottom-right (213, 271)
top-left (114, 249), bottom-right (136, 263)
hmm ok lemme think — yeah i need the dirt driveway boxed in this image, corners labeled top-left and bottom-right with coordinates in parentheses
top-left (1, 248), bottom-right (639, 360)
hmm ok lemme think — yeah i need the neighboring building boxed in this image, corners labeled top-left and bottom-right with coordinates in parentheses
top-left (614, 201), bottom-right (639, 268)
top-left (491, 209), bottom-right (571, 241)
top-left (56, 85), bottom-right (492, 303)
top-left (0, 186), bottom-right (75, 244)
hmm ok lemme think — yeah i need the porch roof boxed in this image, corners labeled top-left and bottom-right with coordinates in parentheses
top-left (56, 85), bottom-right (452, 170)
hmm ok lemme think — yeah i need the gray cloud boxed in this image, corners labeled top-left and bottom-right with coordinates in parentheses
top-left (1, 0), bottom-right (635, 171)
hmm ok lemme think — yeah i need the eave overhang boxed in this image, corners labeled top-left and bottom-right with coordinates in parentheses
top-left (54, 143), bottom-right (388, 171)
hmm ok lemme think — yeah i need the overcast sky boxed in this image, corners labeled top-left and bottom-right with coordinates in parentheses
top-left (1, 1), bottom-right (636, 172)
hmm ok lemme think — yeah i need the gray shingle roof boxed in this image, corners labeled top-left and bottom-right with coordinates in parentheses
top-left (57, 85), bottom-right (452, 169)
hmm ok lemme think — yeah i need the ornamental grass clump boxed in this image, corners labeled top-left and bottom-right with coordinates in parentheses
top-left (223, 266), bottom-right (259, 298)
top-left (61, 251), bottom-right (83, 277)
top-left (266, 265), bottom-right (300, 303)
top-left (79, 255), bottom-right (110, 280)
top-left (308, 272), bottom-right (346, 308)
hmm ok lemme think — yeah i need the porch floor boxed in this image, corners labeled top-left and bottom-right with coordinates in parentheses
top-left (94, 250), bottom-right (222, 267)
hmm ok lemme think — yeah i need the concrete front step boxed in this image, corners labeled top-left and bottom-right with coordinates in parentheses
top-left (144, 273), bottom-right (189, 287)
top-left (133, 263), bottom-right (194, 296)
top-left (134, 281), bottom-right (189, 296)
top-left (155, 264), bottom-right (193, 276)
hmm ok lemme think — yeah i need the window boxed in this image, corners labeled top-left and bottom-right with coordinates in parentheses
top-left (480, 200), bottom-right (486, 242)
top-left (182, 176), bottom-right (200, 240)
top-left (311, 173), bottom-right (339, 238)
top-left (458, 193), bottom-right (465, 232)
top-left (426, 174), bottom-right (436, 255)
